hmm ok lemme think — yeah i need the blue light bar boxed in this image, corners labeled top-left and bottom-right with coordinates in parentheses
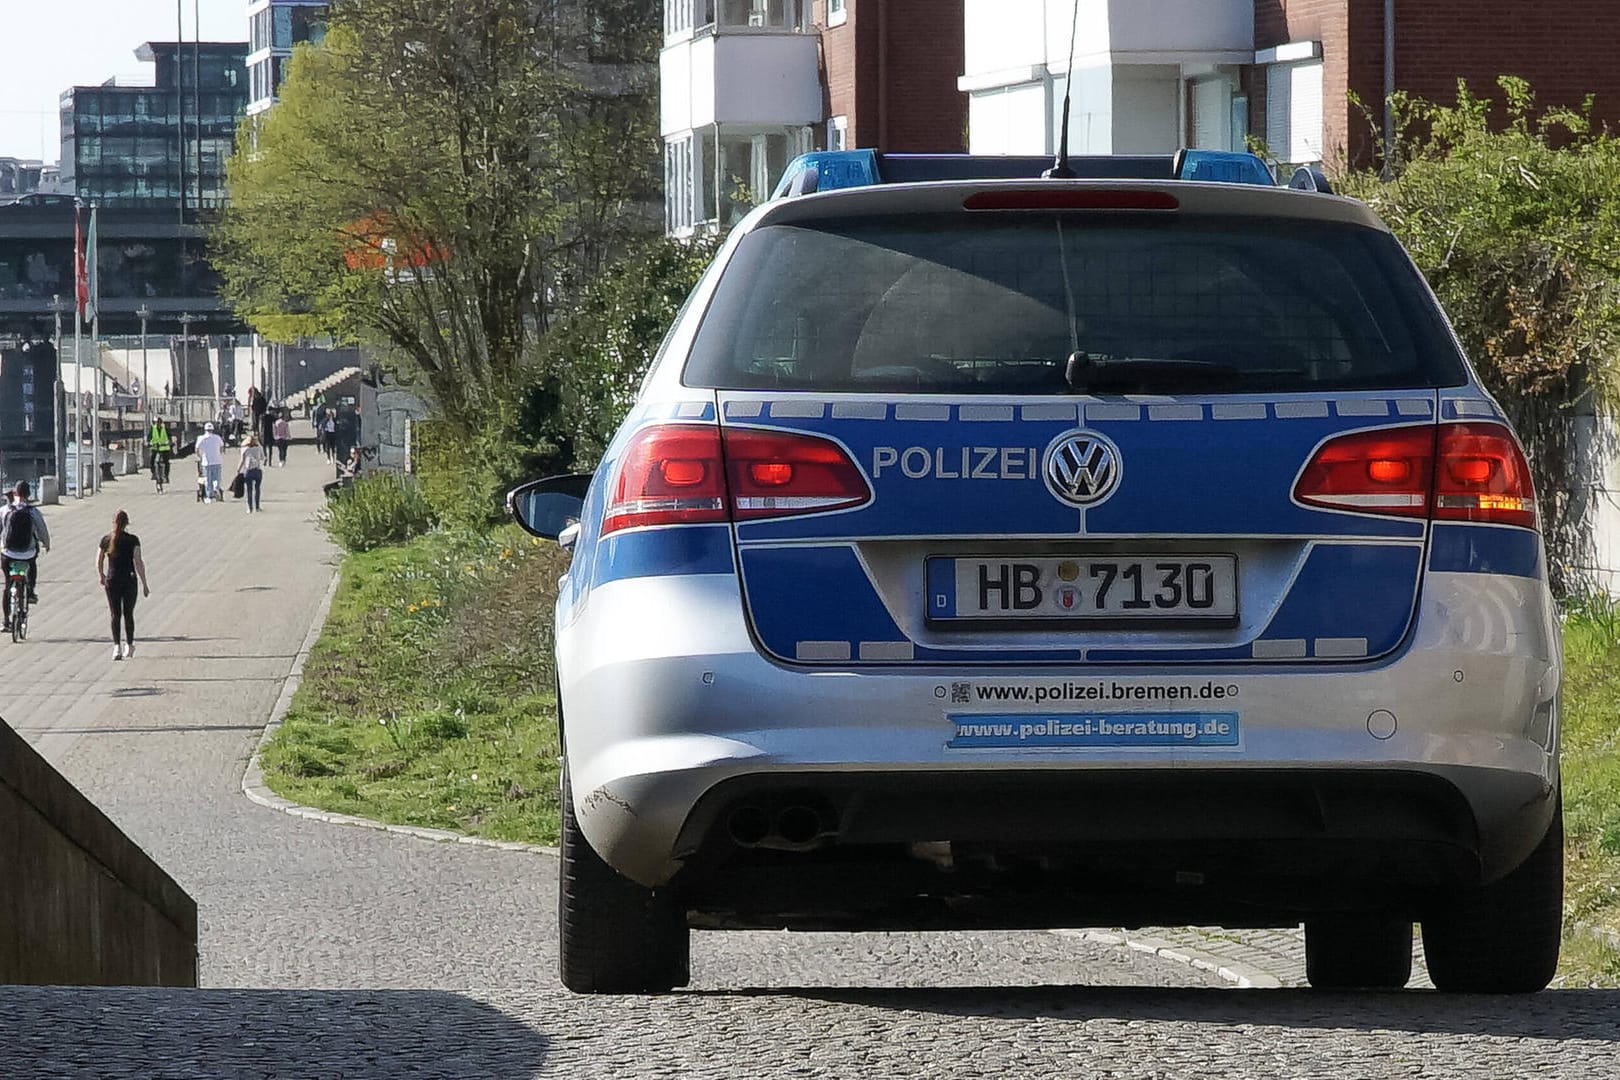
top-left (772, 149), bottom-right (1280, 199)
top-left (1173, 149), bottom-right (1277, 187)
top-left (772, 150), bottom-right (881, 198)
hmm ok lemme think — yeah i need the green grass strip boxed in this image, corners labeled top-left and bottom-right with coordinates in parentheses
top-left (261, 524), bottom-right (565, 845)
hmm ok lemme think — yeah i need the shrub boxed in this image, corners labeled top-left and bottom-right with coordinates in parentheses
top-left (1339, 79), bottom-right (1620, 595)
top-left (322, 471), bottom-right (437, 552)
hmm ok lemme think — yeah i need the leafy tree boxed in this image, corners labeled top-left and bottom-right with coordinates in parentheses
top-left (538, 233), bottom-right (725, 468)
top-left (1339, 79), bottom-right (1620, 593)
top-left (213, 0), bottom-right (660, 431)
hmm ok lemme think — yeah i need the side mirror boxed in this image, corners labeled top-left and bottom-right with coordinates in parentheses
top-left (508, 473), bottom-right (592, 542)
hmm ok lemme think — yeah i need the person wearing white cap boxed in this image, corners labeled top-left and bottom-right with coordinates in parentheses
top-left (196, 422), bottom-right (226, 503)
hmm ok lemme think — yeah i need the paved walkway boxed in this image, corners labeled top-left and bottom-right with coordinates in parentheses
top-left (2, 437), bottom-right (1207, 992)
top-left (4, 435), bottom-right (1618, 1077)
top-left (5, 438), bottom-right (565, 989)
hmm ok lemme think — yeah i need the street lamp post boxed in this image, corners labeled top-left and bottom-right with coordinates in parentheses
top-left (137, 303), bottom-right (151, 418)
top-left (179, 312), bottom-right (195, 441)
top-left (49, 294), bottom-right (66, 495)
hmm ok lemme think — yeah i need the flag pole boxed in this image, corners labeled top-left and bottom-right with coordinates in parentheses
top-left (89, 203), bottom-right (101, 494)
top-left (72, 201), bottom-right (84, 499)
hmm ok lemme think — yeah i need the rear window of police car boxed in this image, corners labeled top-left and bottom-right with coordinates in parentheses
top-left (682, 214), bottom-right (1466, 395)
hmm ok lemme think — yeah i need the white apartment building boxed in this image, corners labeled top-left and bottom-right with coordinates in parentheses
top-left (660, 1), bottom-right (822, 234)
top-left (959, 0), bottom-right (1258, 158)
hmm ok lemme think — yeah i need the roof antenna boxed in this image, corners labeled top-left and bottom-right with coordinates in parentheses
top-left (1044, 0), bottom-right (1082, 179)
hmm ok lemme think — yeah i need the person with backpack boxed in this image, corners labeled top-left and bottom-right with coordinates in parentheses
top-left (0, 481), bottom-right (50, 631)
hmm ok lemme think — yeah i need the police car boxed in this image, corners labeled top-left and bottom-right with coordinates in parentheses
top-left (511, 149), bottom-right (1562, 995)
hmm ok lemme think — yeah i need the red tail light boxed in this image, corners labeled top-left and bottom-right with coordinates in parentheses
top-left (1295, 421), bottom-right (1537, 530)
top-left (602, 425), bottom-right (728, 534)
top-left (1294, 425), bottom-right (1435, 518)
top-left (602, 424), bottom-right (871, 535)
top-left (1432, 423), bottom-right (1537, 529)
top-left (723, 427), bottom-right (871, 520)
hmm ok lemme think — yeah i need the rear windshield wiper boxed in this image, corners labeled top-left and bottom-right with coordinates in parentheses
top-left (1064, 353), bottom-right (1248, 392)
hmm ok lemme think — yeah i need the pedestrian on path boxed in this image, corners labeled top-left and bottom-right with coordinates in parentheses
top-left (148, 416), bottom-right (173, 488)
top-left (237, 434), bottom-right (266, 513)
top-left (1, 481), bottom-right (50, 632)
top-left (97, 509), bottom-right (150, 661)
top-left (322, 412), bottom-right (338, 461)
top-left (197, 422), bottom-right (225, 502)
top-left (259, 406), bottom-right (276, 465)
top-left (272, 412), bottom-right (290, 466)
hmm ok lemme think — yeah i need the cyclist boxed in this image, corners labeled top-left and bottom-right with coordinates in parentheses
top-left (0, 481), bottom-right (50, 632)
top-left (148, 416), bottom-right (174, 490)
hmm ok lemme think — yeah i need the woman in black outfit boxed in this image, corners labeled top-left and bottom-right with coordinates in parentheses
top-left (97, 510), bottom-right (150, 661)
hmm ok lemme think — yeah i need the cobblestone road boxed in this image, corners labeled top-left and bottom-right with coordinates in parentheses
top-left (2, 437), bottom-right (1618, 1078)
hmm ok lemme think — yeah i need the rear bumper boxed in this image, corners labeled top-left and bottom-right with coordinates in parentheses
top-left (557, 569), bottom-right (1560, 913)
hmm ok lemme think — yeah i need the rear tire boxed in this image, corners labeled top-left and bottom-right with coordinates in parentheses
top-left (1423, 801), bottom-right (1563, 993)
top-left (1305, 914), bottom-right (1413, 989)
top-left (558, 759), bottom-right (689, 994)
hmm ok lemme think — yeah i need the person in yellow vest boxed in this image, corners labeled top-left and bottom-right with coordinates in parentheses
top-left (147, 417), bottom-right (173, 489)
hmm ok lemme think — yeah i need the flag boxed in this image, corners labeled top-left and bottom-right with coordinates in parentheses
top-left (84, 206), bottom-right (98, 324)
top-left (74, 204), bottom-right (87, 320)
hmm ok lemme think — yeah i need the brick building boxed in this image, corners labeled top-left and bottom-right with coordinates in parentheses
top-left (659, 0), bottom-right (965, 234)
top-left (957, 0), bottom-right (1620, 174)
top-left (1253, 0), bottom-right (1620, 171)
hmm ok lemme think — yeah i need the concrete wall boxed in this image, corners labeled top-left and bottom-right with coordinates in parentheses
top-left (1, 717), bottom-right (197, 986)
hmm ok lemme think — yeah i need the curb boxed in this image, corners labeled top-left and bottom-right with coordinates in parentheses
top-left (239, 566), bottom-right (559, 857)
top-left (1056, 929), bottom-right (1285, 988)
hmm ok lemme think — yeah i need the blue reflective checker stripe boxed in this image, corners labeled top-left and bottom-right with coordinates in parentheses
top-left (1251, 543), bottom-right (1419, 656)
top-left (1428, 524), bottom-right (1541, 579)
top-left (926, 558), bottom-right (956, 618)
top-left (1440, 396), bottom-right (1504, 421)
top-left (741, 545), bottom-right (906, 660)
top-left (593, 525), bottom-right (734, 586)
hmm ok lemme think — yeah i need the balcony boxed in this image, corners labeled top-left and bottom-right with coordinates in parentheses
top-left (661, 1), bottom-right (822, 137)
top-left (963, 0), bottom-right (1252, 88)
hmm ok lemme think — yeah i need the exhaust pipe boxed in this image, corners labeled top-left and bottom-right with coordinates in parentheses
top-left (726, 805), bottom-right (771, 847)
top-left (725, 800), bottom-right (834, 850)
top-left (774, 804), bottom-right (824, 847)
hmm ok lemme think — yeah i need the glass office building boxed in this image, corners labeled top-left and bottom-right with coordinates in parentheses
top-left (59, 41), bottom-right (249, 211)
top-left (247, 1), bottom-right (329, 116)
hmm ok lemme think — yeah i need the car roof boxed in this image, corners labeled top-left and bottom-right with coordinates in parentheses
top-left (748, 177), bottom-right (1388, 234)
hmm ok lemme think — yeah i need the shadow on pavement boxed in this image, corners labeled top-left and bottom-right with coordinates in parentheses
top-left (750, 985), bottom-right (1620, 1040)
top-left (42, 636), bottom-right (233, 645)
top-left (9, 723), bottom-right (267, 735)
top-left (0, 987), bottom-right (548, 1078)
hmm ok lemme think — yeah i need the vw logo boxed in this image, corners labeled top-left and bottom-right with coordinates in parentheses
top-left (1043, 431), bottom-right (1122, 507)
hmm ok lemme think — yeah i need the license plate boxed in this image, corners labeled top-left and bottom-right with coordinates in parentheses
top-left (926, 555), bottom-right (1238, 622)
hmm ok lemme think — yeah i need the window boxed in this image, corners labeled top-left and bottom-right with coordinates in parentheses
top-left (273, 5), bottom-right (294, 49)
top-left (828, 115), bottom-right (848, 152)
top-left (827, 0), bottom-right (847, 27)
top-left (1230, 94), bottom-right (1249, 153)
top-left (1266, 60), bottom-right (1324, 164)
top-left (666, 0), bottom-right (693, 36)
top-left (683, 216), bottom-right (1467, 394)
top-left (716, 0), bottom-right (803, 29)
top-left (665, 136), bottom-right (694, 232)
